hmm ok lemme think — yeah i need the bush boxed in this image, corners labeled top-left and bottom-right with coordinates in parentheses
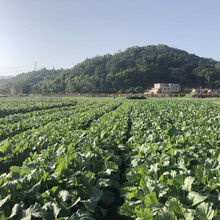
top-left (172, 93), bottom-right (178, 97)
top-left (135, 86), bottom-right (145, 93)
top-left (117, 89), bottom-right (125, 94)
top-left (126, 87), bottom-right (136, 94)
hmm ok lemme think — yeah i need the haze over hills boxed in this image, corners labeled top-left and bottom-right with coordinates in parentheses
top-left (0, 75), bottom-right (14, 88)
top-left (1, 45), bottom-right (220, 94)
top-left (0, 76), bottom-right (13, 79)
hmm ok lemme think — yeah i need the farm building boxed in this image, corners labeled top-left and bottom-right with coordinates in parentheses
top-left (153, 83), bottom-right (181, 94)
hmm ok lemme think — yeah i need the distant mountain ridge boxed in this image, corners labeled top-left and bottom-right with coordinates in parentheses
top-left (1, 45), bottom-right (220, 94)
top-left (0, 75), bottom-right (13, 79)
top-left (0, 75), bottom-right (14, 88)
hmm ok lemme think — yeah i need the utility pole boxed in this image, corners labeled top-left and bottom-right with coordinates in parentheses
top-left (34, 62), bottom-right (38, 71)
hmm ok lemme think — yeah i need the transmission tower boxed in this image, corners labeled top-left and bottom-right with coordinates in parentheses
top-left (34, 62), bottom-right (38, 71)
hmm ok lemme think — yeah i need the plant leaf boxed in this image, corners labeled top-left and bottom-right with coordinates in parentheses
top-left (22, 202), bottom-right (46, 218)
top-left (182, 176), bottom-right (194, 191)
top-left (57, 190), bottom-right (72, 202)
top-left (0, 195), bottom-right (10, 208)
top-left (187, 191), bottom-right (208, 206)
top-left (9, 203), bottom-right (22, 219)
top-left (195, 202), bottom-right (214, 220)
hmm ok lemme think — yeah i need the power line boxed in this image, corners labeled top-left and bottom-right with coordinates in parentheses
top-left (0, 62), bottom-right (39, 75)
top-left (0, 65), bottom-right (33, 71)
top-left (0, 68), bottom-right (34, 76)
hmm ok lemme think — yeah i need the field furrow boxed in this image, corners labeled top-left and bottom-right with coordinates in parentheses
top-left (0, 98), bottom-right (219, 219)
top-left (0, 99), bottom-right (77, 118)
top-left (0, 101), bottom-right (122, 174)
top-left (0, 101), bottom-right (100, 142)
top-left (120, 100), bottom-right (220, 219)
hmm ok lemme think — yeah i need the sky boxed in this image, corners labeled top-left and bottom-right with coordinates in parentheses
top-left (0, 0), bottom-right (220, 76)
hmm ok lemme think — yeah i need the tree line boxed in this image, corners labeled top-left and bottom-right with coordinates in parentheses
top-left (1, 45), bottom-right (220, 94)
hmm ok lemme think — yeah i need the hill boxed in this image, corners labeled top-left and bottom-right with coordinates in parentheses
top-left (1, 45), bottom-right (220, 94)
top-left (0, 76), bottom-right (14, 87)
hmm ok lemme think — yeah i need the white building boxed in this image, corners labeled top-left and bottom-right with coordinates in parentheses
top-left (154, 83), bottom-right (180, 94)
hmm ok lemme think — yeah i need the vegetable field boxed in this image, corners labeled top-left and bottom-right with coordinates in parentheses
top-left (0, 98), bottom-right (219, 219)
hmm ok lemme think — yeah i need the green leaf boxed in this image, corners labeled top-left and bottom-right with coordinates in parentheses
top-left (22, 202), bottom-right (46, 218)
top-left (9, 203), bottom-right (22, 219)
top-left (195, 165), bottom-right (206, 184)
top-left (96, 178), bottom-right (112, 188)
top-left (167, 126), bottom-right (178, 137)
top-left (0, 174), bottom-right (7, 187)
top-left (31, 169), bottom-right (44, 183)
top-left (83, 187), bottom-right (103, 212)
top-left (20, 167), bottom-right (31, 176)
top-left (144, 193), bottom-right (158, 207)
top-left (40, 172), bottom-right (49, 184)
top-left (55, 158), bottom-right (68, 176)
top-left (100, 131), bottom-right (106, 139)
top-left (89, 187), bottom-right (103, 202)
top-left (166, 198), bottom-right (186, 218)
top-left (195, 202), bottom-right (214, 220)
top-left (83, 199), bottom-right (97, 212)
top-left (70, 197), bottom-right (81, 208)
top-left (187, 191), bottom-right (208, 206)
top-left (136, 207), bottom-right (153, 220)
top-left (182, 176), bottom-right (194, 191)
top-left (173, 174), bottom-right (184, 187)
top-left (0, 195), bottom-right (10, 208)
top-left (69, 210), bottom-right (95, 220)
top-left (120, 203), bottom-right (136, 218)
top-left (81, 171), bottom-right (95, 186)
top-left (20, 215), bottom-right (31, 220)
top-left (26, 181), bottom-right (41, 194)
top-left (42, 202), bottom-right (61, 218)
top-left (57, 190), bottom-right (72, 202)
top-left (184, 209), bottom-right (196, 220)
top-left (2, 180), bottom-right (20, 195)
top-left (158, 207), bottom-right (178, 220)
top-left (10, 166), bottom-right (21, 178)
top-left (49, 186), bottom-right (60, 197)
top-left (0, 211), bottom-right (6, 220)
top-left (126, 170), bottom-right (139, 184)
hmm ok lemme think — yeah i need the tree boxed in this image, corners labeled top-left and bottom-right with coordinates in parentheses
top-left (157, 88), bottom-right (162, 94)
top-left (1, 45), bottom-right (220, 94)
top-left (135, 86), bottom-right (145, 93)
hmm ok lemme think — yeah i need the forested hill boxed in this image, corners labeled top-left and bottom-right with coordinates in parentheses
top-left (1, 45), bottom-right (220, 94)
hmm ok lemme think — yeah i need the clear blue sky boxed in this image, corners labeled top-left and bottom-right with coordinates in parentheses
top-left (1, 0), bottom-right (220, 76)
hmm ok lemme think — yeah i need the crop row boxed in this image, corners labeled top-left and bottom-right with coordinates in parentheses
top-left (0, 101), bottom-right (131, 219)
top-left (0, 101), bottom-right (122, 174)
top-left (120, 100), bottom-right (220, 219)
top-left (0, 99), bottom-right (77, 118)
top-left (0, 99), bottom-right (219, 219)
top-left (0, 100), bottom-right (104, 142)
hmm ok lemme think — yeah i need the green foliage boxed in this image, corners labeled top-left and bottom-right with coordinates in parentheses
top-left (0, 98), bottom-right (219, 219)
top-left (120, 99), bottom-right (220, 219)
top-left (1, 45), bottom-right (220, 94)
top-left (157, 88), bottom-right (162, 94)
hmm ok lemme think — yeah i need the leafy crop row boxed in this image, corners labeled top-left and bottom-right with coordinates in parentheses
top-left (0, 100), bottom-right (131, 219)
top-left (0, 99), bottom-right (108, 141)
top-left (0, 99), bottom-right (77, 118)
top-left (120, 100), bottom-right (220, 219)
top-left (0, 100), bottom-right (121, 174)
top-left (0, 98), bottom-right (219, 219)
